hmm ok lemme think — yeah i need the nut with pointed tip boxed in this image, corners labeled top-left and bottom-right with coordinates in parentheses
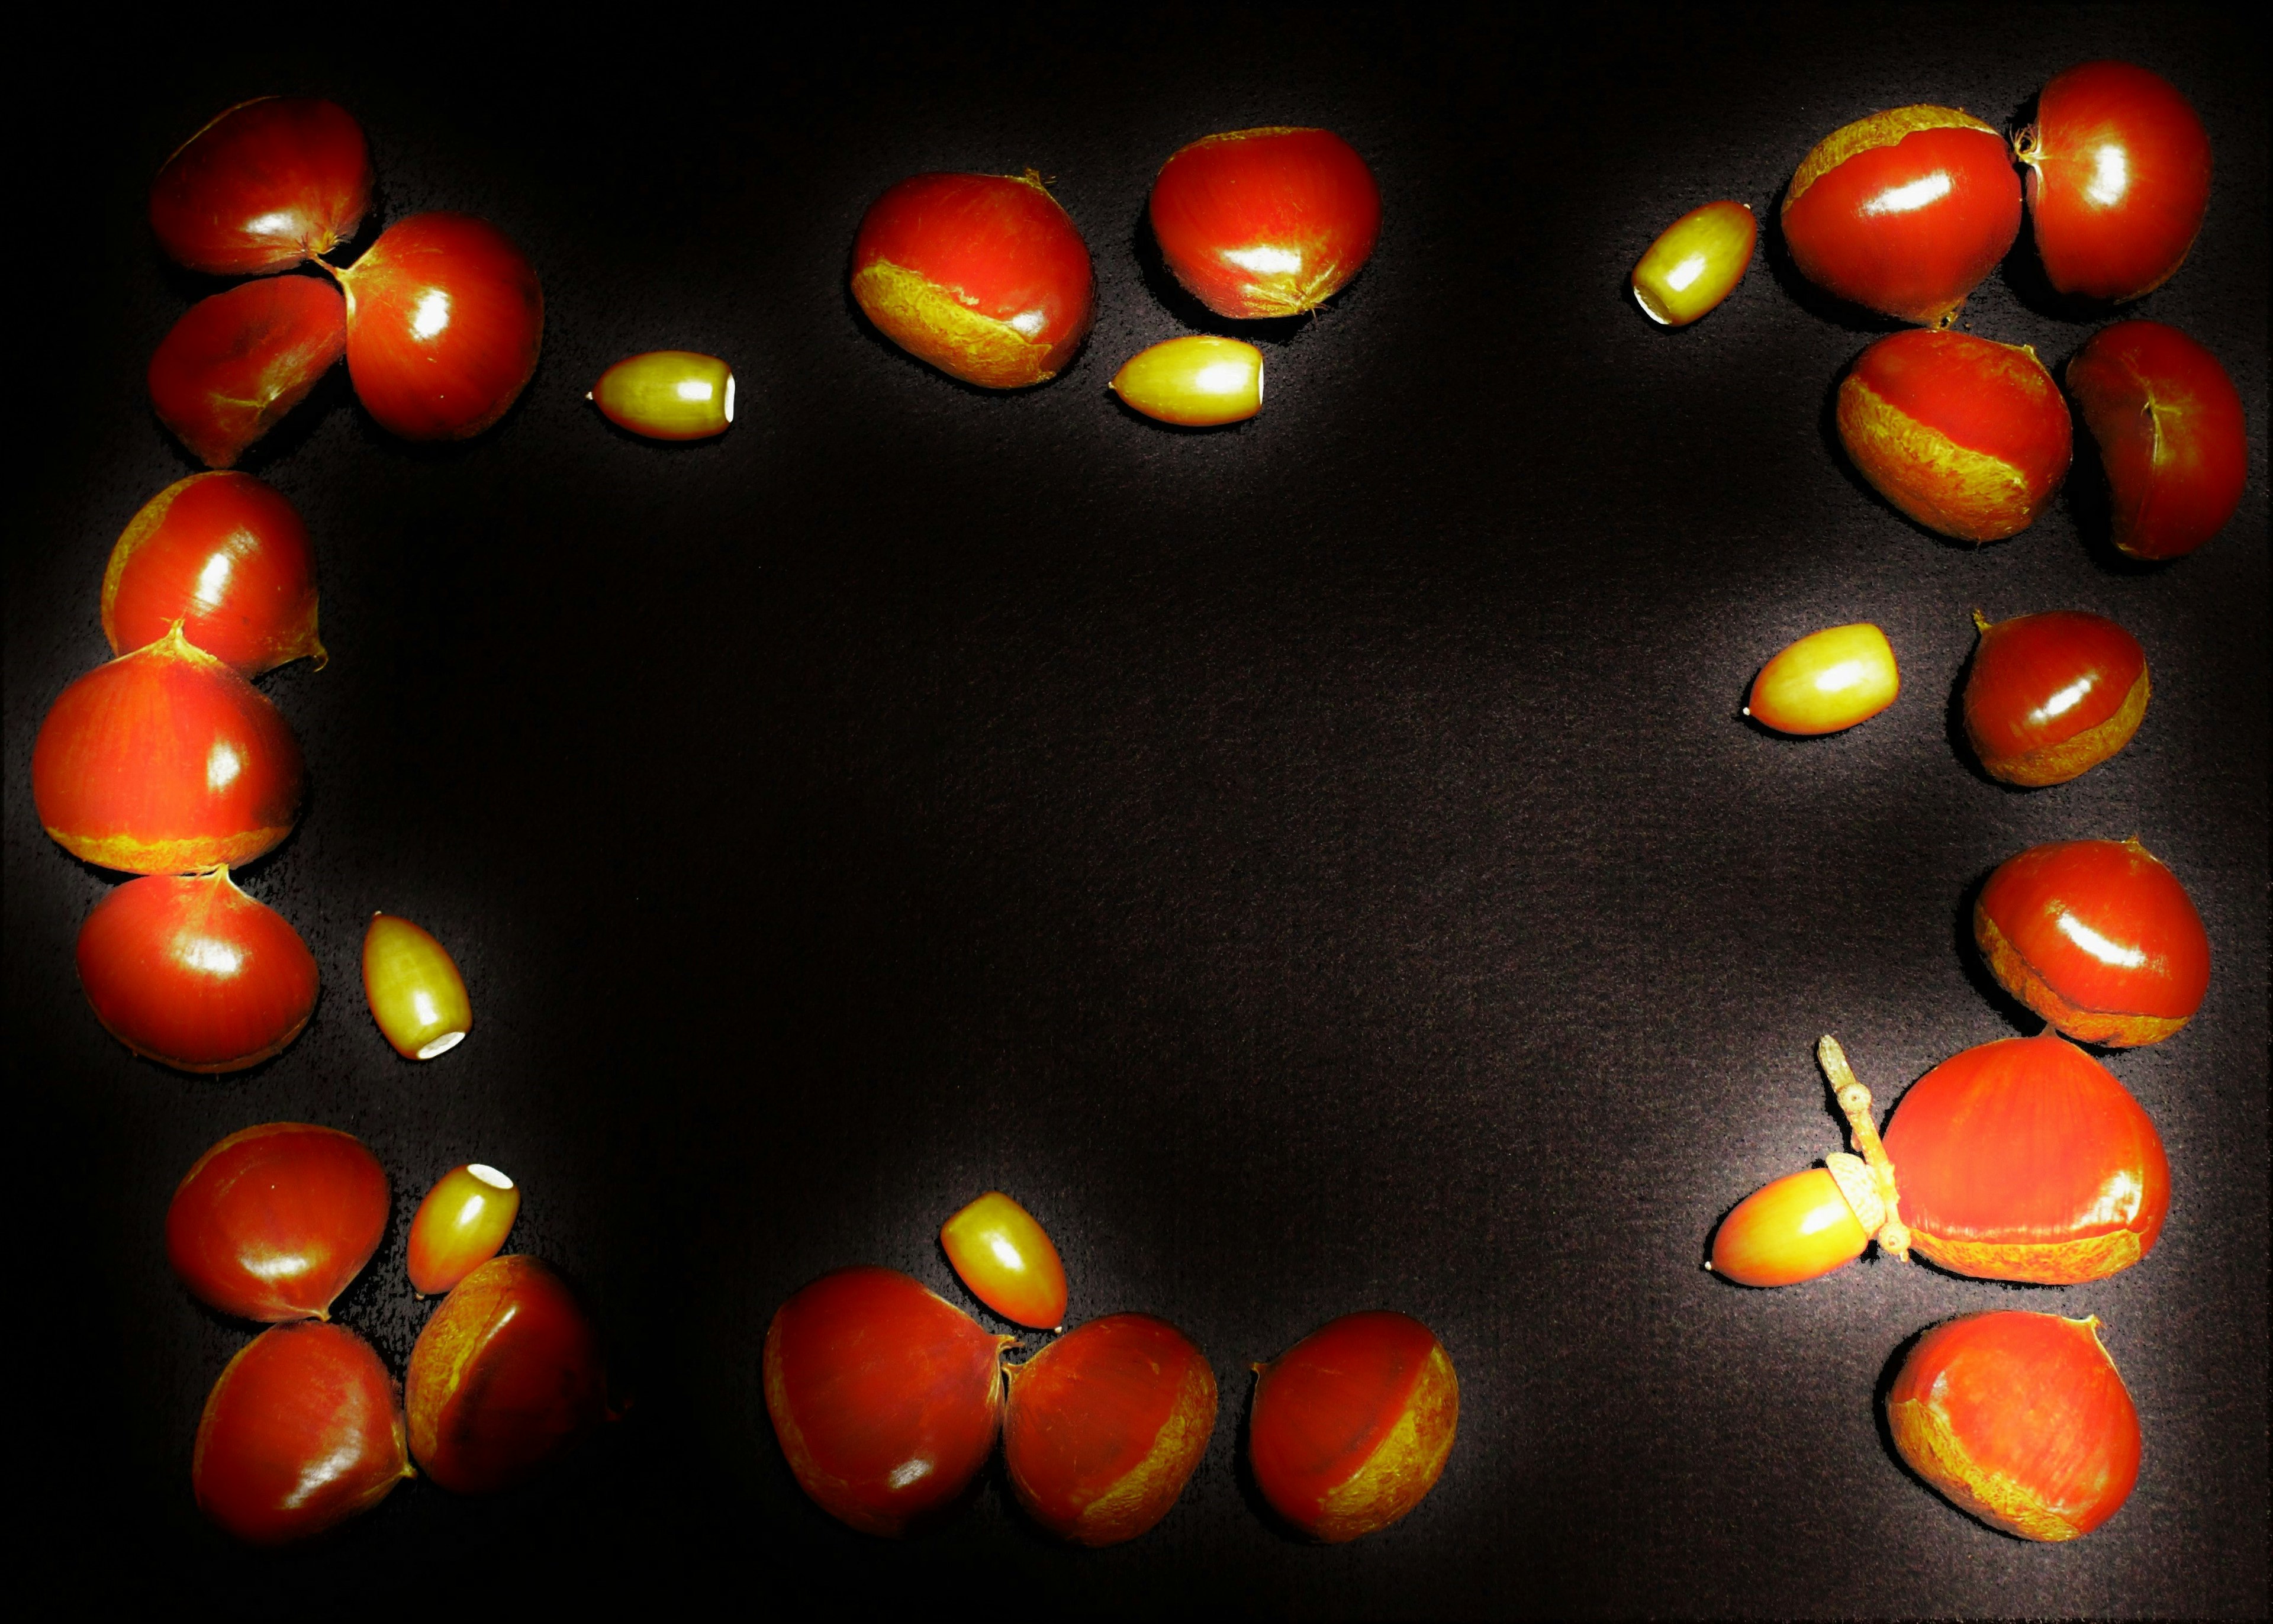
top-left (1250, 1311), bottom-right (1457, 1542)
top-left (940, 1191), bottom-right (1067, 1329)
top-left (166, 1123), bottom-right (389, 1322)
top-left (362, 913), bottom-right (472, 1060)
top-left (1746, 623), bottom-right (1899, 735)
top-left (1888, 1312), bottom-right (2139, 1539)
top-left (1962, 609), bottom-right (2149, 786)
top-left (1148, 127), bottom-right (1381, 319)
top-left (148, 276), bottom-right (347, 468)
top-left (1110, 336), bottom-right (1263, 426)
top-left (151, 97), bottom-right (371, 276)
top-left (2014, 62), bottom-right (2210, 303)
top-left (2066, 320), bottom-right (2247, 561)
top-left (102, 473), bottom-right (324, 675)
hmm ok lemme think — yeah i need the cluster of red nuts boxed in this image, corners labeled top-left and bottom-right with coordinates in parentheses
top-left (847, 126), bottom-right (1382, 424)
top-left (767, 1192), bottom-right (1457, 1544)
top-left (173, 1124), bottom-right (606, 1544)
top-left (1672, 60), bottom-right (2235, 1545)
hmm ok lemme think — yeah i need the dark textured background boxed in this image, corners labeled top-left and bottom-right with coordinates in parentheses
top-left (9, 7), bottom-right (2265, 1615)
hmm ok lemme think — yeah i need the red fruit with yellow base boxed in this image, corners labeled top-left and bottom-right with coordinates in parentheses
top-left (1962, 610), bottom-right (2148, 786)
top-left (851, 172), bottom-right (1094, 388)
top-left (32, 621), bottom-right (304, 875)
top-left (1249, 1311), bottom-right (1457, 1542)
top-left (1003, 1313), bottom-right (1216, 1545)
top-left (1782, 106), bottom-right (2021, 325)
top-left (1837, 329), bottom-right (2071, 542)
top-left (1975, 836), bottom-right (2210, 1046)
top-left (102, 473), bottom-right (324, 675)
top-left (763, 1265), bottom-right (1010, 1535)
top-left (1887, 1312), bottom-right (2139, 1541)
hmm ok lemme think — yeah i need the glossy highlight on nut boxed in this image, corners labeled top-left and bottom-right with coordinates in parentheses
top-left (78, 868), bottom-right (318, 1072)
top-left (1110, 336), bottom-right (1263, 426)
top-left (2017, 61), bottom-right (2211, 303)
top-left (1250, 1310), bottom-right (1458, 1542)
top-left (194, 1321), bottom-right (410, 1545)
top-left (166, 1123), bottom-right (389, 1322)
top-left (941, 1190), bottom-right (1068, 1329)
top-left (590, 350), bottom-right (734, 440)
top-left (408, 1164), bottom-right (519, 1296)
top-left (1974, 837), bottom-right (2210, 1046)
top-left (2067, 320), bottom-right (2247, 560)
top-left (763, 1265), bottom-right (1009, 1536)
top-left (1003, 1313), bottom-right (1216, 1545)
top-left (851, 170), bottom-right (1094, 388)
top-left (102, 473), bottom-right (323, 674)
top-left (1884, 1034), bottom-right (2168, 1284)
top-left (147, 276), bottom-right (347, 468)
top-left (32, 621), bottom-right (305, 875)
top-left (1746, 623), bottom-right (1899, 735)
top-left (1963, 610), bottom-right (2148, 786)
top-left (1887, 1312), bottom-right (2139, 1540)
top-left (1782, 105), bottom-right (2021, 324)
top-left (362, 913), bottom-right (472, 1059)
top-left (1837, 330), bottom-right (2071, 542)
top-left (406, 1254), bottom-right (609, 1493)
top-left (1631, 201), bottom-right (1755, 326)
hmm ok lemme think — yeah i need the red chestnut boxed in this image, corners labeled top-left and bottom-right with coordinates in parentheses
top-left (1962, 609), bottom-right (2149, 785)
top-left (850, 171), bottom-right (1094, 389)
top-left (167, 1123), bottom-right (389, 1322)
top-left (77, 868), bottom-right (318, 1072)
top-left (2016, 62), bottom-right (2211, 302)
top-left (1883, 1034), bottom-right (2168, 1284)
top-left (194, 1321), bottom-right (410, 1545)
top-left (147, 276), bottom-right (347, 468)
top-left (1886, 1312), bottom-right (2139, 1541)
top-left (151, 97), bottom-right (372, 276)
top-left (1148, 127), bottom-right (1382, 319)
top-left (405, 1255), bottom-right (609, 1493)
top-left (762, 1265), bottom-right (1009, 1535)
top-left (1975, 836), bottom-right (2210, 1046)
top-left (1250, 1311), bottom-right (1458, 1542)
top-left (333, 213), bottom-right (544, 440)
top-left (32, 621), bottom-right (305, 875)
top-left (102, 473), bottom-right (323, 674)
top-left (1837, 329), bottom-right (2071, 542)
top-left (1782, 106), bottom-right (2021, 326)
top-left (1002, 1313), bottom-right (1217, 1546)
top-left (2067, 320), bottom-right (2248, 560)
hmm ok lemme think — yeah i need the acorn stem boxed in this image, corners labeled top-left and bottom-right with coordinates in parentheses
top-left (1819, 1035), bottom-right (1910, 1260)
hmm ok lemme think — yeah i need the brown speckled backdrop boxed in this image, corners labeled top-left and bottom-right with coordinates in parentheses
top-left (9, 7), bottom-right (2265, 1614)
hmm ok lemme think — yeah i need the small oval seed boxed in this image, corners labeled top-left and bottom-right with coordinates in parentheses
top-left (362, 913), bottom-right (472, 1059)
top-left (1633, 201), bottom-right (1757, 326)
top-left (1747, 623), bottom-right (1900, 734)
top-left (590, 350), bottom-right (735, 440)
top-left (1109, 336), bottom-right (1263, 427)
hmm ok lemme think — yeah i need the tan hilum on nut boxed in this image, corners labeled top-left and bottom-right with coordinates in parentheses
top-left (1820, 1035), bottom-right (1910, 1259)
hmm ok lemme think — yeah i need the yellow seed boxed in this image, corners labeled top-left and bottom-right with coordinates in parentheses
top-left (362, 913), bottom-right (472, 1059)
top-left (1747, 623), bottom-right (1901, 734)
top-left (1632, 201), bottom-right (1757, 327)
top-left (1109, 336), bottom-right (1263, 427)
top-left (590, 350), bottom-right (735, 440)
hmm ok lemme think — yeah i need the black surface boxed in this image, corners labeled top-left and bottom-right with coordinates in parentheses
top-left (9, 8), bottom-right (2265, 1615)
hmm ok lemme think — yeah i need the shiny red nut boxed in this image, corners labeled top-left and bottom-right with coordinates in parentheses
top-left (1003, 1313), bottom-right (1216, 1546)
top-left (407, 1164), bottom-right (519, 1296)
top-left (102, 473), bottom-right (323, 675)
top-left (2017, 62), bottom-right (2211, 302)
top-left (405, 1255), bottom-right (609, 1493)
top-left (147, 276), bottom-right (346, 468)
top-left (1975, 836), bottom-right (2210, 1046)
top-left (1250, 1310), bottom-right (1458, 1542)
top-left (1887, 1312), bottom-right (2139, 1541)
top-left (1148, 127), bottom-right (1382, 319)
top-left (851, 171), bottom-right (1094, 389)
top-left (167, 1123), bottom-right (390, 1322)
top-left (1782, 106), bottom-right (2022, 325)
top-left (1836, 330), bottom-right (2071, 542)
top-left (762, 1265), bottom-right (1008, 1536)
top-left (2067, 320), bottom-right (2248, 561)
top-left (1884, 1033), bottom-right (2168, 1284)
top-left (77, 868), bottom-right (317, 1073)
top-left (1962, 610), bottom-right (2148, 785)
top-left (31, 622), bottom-right (304, 875)
top-left (150, 97), bottom-right (372, 276)
top-left (335, 212), bottom-right (544, 440)
top-left (194, 1322), bottom-right (410, 1545)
